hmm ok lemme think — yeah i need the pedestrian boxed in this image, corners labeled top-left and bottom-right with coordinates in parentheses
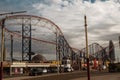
top-left (98, 64), bottom-right (102, 71)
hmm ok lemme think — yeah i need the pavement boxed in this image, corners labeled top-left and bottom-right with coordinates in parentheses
top-left (71, 73), bottom-right (120, 80)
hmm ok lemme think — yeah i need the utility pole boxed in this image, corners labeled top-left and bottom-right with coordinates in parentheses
top-left (84, 15), bottom-right (90, 80)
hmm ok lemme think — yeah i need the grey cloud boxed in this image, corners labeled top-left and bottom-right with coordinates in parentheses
top-left (98, 33), bottom-right (120, 41)
top-left (1, 0), bottom-right (120, 59)
top-left (88, 23), bottom-right (117, 35)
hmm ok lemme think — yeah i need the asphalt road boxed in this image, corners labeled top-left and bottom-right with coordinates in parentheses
top-left (3, 71), bottom-right (120, 80)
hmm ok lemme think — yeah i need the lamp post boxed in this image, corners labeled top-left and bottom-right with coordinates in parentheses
top-left (84, 15), bottom-right (90, 80)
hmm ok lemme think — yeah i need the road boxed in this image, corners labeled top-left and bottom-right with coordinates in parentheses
top-left (3, 71), bottom-right (120, 80)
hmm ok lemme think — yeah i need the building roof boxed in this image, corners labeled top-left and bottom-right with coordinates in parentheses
top-left (32, 54), bottom-right (46, 62)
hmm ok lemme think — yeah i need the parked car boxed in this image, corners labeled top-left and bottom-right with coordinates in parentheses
top-left (64, 67), bottom-right (74, 72)
top-left (47, 68), bottom-right (58, 73)
top-left (29, 68), bottom-right (43, 76)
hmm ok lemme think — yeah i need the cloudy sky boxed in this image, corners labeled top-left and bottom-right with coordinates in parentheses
top-left (0, 0), bottom-right (120, 60)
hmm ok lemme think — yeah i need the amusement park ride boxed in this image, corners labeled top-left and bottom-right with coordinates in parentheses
top-left (0, 11), bottom-right (116, 79)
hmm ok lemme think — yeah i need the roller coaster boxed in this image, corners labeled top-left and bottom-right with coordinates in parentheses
top-left (0, 14), bottom-right (115, 66)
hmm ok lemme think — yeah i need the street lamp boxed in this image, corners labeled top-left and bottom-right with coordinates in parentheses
top-left (84, 15), bottom-right (90, 80)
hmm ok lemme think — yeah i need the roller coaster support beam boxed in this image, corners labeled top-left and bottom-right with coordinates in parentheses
top-left (10, 35), bottom-right (13, 62)
top-left (0, 19), bottom-right (5, 80)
